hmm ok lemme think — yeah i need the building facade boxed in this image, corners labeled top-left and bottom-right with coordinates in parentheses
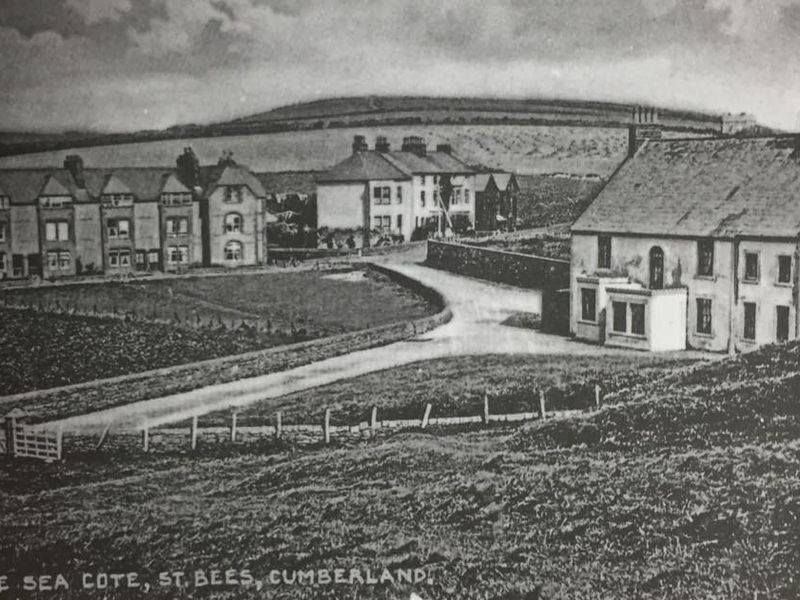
top-left (317, 135), bottom-right (484, 246)
top-left (571, 125), bottom-right (800, 353)
top-left (0, 155), bottom-right (275, 281)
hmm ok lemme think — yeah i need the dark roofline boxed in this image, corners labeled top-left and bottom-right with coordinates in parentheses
top-left (643, 132), bottom-right (800, 144)
top-left (570, 229), bottom-right (800, 243)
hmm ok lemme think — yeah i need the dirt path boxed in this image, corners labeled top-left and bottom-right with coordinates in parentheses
top-left (45, 260), bottom-right (702, 433)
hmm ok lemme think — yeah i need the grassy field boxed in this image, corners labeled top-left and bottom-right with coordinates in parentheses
top-left (2, 341), bottom-right (798, 599)
top-left (202, 353), bottom-right (702, 427)
top-left (0, 269), bottom-right (434, 394)
top-left (516, 174), bottom-right (603, 228)
top-left (0, 124), bottom-right (631, 176)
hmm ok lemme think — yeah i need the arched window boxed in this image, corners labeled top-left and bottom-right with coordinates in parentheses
top-left (649, 246), bottom-right (664, 289)
top-left (224, 241), bottom-right (243, 261)
top-left (224, 213), bottom-right (242, 233)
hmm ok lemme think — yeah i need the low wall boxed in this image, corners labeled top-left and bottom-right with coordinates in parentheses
top-left (2, 265), bottom-right (452, 423)
top-left (426, 240), bottom-right (570, 290)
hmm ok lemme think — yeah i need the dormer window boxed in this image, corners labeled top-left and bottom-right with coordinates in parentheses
top-left (102, 193), bottom-right (134, 207)
top-left (224, 186), bottom-right (244, 203)
top-left (40, 195), bottom-right (71, 208)
top-left (161, 193), bottom-right (192, 205)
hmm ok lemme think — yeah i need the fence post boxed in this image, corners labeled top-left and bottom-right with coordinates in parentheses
top-left (56, 427), bottom-right (63, 460)
top-left (142, 427), bottom-right (149, 452)
top-left (323, 408), bottom-right (331, 444)
top-left (483, 394), bottom-right (490, 425)
top-left (275, 411), bottom-right (282, 438)
top-left (230, 412), bottom-right (238, 442)
top-left (539, 390), bottom-right (547, 420)
top-left (421, 403), bottom-right (432, 428)
top-left (96, 422), bottom-right (112, 451)
top-left (370, 406), bottom-right (378, 438)
top-left (190, 416), bottom-right (198, 450)
top-left (594, 384), bottom-right (602, 411)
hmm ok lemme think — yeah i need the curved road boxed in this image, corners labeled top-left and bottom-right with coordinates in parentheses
top-left (48, 261), bottom-right (675, 432)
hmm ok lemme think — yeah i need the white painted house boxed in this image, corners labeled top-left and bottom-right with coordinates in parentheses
top-left (317, 135), bottom-right (477, 246)
top-left (571, 121), bottom-right (800, 353)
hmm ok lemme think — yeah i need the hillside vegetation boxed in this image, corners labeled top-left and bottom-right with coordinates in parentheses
top-left (0, 95), bottom-right (724, 158)
top-left (2, 341), bottom-right (798, 598)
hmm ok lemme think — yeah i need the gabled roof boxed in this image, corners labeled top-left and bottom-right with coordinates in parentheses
top-left (83, 168), bottom-right (175, 202)
top-left (475, 174), bottom-right (494, 192)
top-left (572, 136), bottom-right (800, 239)
top-left (318, 152), bottom-right (410, 183)
top-left (492, 173), bottom-right (514, 191)
top-left (161, 172), bottom-right (192, 194)
top-left (0, 169), bottom-right (72, 205)
top-left (40, 174), bottom-right (72, 196)
top-left (101, 175), bottom-right (132, 195)
top-left (208, 164), bottom-right (267, 197)
top-left (385, 151), bottom-right (443, 174)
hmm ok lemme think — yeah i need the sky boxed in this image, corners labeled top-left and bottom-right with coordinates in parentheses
top-left (0, 0), bottom-right (799, 132)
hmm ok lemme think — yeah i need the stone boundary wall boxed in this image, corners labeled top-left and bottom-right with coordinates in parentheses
top-left (425, 240), bottom-right (570, 290)
top-left (1, 265), bottom-right (452, 423)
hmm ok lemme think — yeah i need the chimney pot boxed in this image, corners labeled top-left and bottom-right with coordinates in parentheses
top-left (63, 154), bottom-right (85, 188)
top-left (436, 143), bottom-right (452, 154)
top-left (375, 136), bottom-right (391, 152)
top-left (352, 135), bottom-right (368, 153)
top-left (401, 135), bottom-right (427, 156)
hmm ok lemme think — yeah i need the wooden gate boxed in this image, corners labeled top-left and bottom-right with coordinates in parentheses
top-left (12, 424), bottom-right (62, 462)
top-left (4, 410), bottom-right (62, 462)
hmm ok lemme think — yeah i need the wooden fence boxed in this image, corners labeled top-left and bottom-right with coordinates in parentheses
top-left (126, 386), bottom-right (605, 452)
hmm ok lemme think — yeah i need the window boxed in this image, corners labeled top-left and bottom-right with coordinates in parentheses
top-left (224, 186), bottom-right (243, 203)
top-left (744, 252), bottom-right (759, 282)
top-left (118, 250), bottom-right (130, 267)
top-left (224, 213), bottom-right (242, 233)
top-left (696, 298), bottom-right (712, 334)
top-left (224, 241), bottom-right (243, 261)
top-left (166, 217), bottom-right (189, 236)
top-left (630, 303), bottom-right (646, 335)
top-left (0, 221), bottom-right (6, 242)
top-left (167, 246), bottom-right (179, 264)
top-left (777, 305), bottom-right (790, 342)
top-left (45, 221), bottom-right (69, 242)
top-left (102, 193), bottom-right (133, 207)
top-left (649, 246), bottom-right (664, 289)
top-left (0, 252), bottom-right (5, 271)
top-left (396, 186), bottom-right (403, 204)
top-left (743, 302), bottom-right (757, 340)
top-left (0, 196), bottom-right (8, 210)
top-left (148, 250), bottom-right (160, 265)
top-left (454, 188), bottom-right (462, 204)
top-left (108, 218), bottom-right (130, 239)
top-left (371, 187), bottom-right (390, 205)
top-left (778, 255), bottom-right (792, 284)
top-left (612, 301), bottom-right (627, 333)
top-left (397, 215), bottom-right (403, 231)
top-left (464, 189), bottom-right (471, 203)
top-left (108, 249), bottom-right (129, 268)
top-left (580, 288), bottom-right (596, 322)
top-left (420, 176), bottom-right (426, 186)
top-left (420, 191), bottom-right (426, 207)
top-left (598, 236), bottom-right (612, 269)
top-left (47, 251), bottom-right (58, 270)
top-left (697, 240), bottom-right (714, 277)
top-left (136, 251), bottom-right (146, 267)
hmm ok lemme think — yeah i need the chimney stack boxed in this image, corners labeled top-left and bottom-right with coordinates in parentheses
top-left (401, 136), bottom-right (427, 157)
top-left (628, 106), bottom-right (662, 158)
top-left (63, 154), bottom-right (85, 188)
top-left (375, 136), bottom-right (391, 153)
top-left (352, 135), bottom-right (368, 153)
top-left (436, 143), bottom-right (452, 154)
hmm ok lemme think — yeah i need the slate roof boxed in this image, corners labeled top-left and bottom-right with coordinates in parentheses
top-left (317, 152), bottom-right (410, 183)
top-left (572, 136), bottom-right (800, 239)
top-left (492, 173), bottom-right (515, 191)
top-left (208, 164), bottom-right (267, 197)
top-left (424, 151), bottom-right (474, 174)
top-left (161, 172), bottom-right (192, 194)
top-left (40, 174), bottom-right (72, 196)
top-left (83, 168), bottom-right (175, 202)
top-left (101, 175), bottom-right (133, 195)
top-left (475, 174), bottom-right (493, 192)
top-left (254, 171), bottom-right (318, 196)
top-left (0, 169), bottom-right (75, 205)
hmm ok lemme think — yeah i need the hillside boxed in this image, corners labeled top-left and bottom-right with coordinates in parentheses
top-left (0, 95), bottom-right (726, 158)
top-left (2, 342), bottom-right (798, 599)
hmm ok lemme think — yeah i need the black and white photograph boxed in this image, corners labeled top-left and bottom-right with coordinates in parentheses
top-left (0, 1), bottom-right (799, 598)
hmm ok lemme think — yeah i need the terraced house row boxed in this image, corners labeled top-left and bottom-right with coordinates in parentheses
top-left (0, 155), bottom-right (277, 280)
